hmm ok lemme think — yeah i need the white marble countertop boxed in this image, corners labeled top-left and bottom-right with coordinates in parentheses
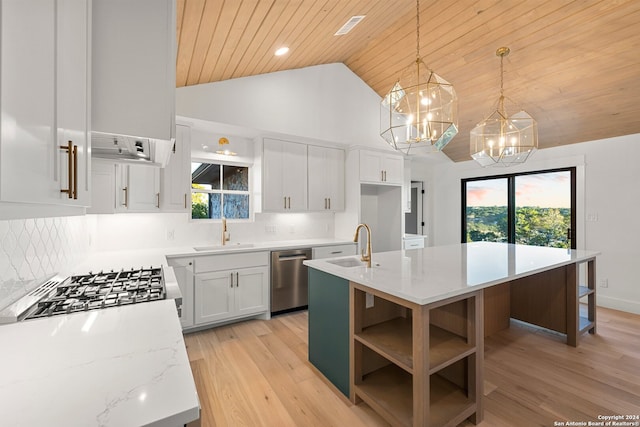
top-left (304, 242), bottom-right (600, 305)
top-left (0, 299), bottom-right (199, 427)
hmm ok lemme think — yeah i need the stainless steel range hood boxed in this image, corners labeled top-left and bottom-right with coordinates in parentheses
top-left (92, 131), bottom-right (174, 167)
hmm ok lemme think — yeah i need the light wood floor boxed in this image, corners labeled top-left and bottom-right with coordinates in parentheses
top-left (184, 307), bottom-right (640, 426)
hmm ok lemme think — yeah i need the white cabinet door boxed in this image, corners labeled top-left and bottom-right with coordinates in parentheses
top-left (235, 266), bottom-right (269, 317)
top-left (308, 146), bottom-right (344, 211)
top-left (359, 150), bottom-right (403, 185)
top-left (168, 257), bottom-right (194, 329)
top-left (56, 0), bottom-right (91, 206)
top-left (116, 164), bottom-right (160, 212)
top-left (263, 138), bottom-right (307, 212)
top-left (359, 150), bottom-right (384, 183)
top-left (87, 160), bottom-right (116, 214)
top-left (194, 271), bottom-right (234, 325)
top-left (160, 124), bottom-right (190, 212)
top-left (383, 155), bottom-right (404, 184)
top-left (0, 0), bottom-right (57, 204)
top-left (92, 0), bottom-right (175, 141)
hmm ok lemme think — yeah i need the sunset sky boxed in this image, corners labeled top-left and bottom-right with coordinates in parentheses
top-left (466, 171), bottom-right (571, 208)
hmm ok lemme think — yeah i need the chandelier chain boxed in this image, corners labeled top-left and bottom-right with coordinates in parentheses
top-left (416, 0), bottom-right (420, 60)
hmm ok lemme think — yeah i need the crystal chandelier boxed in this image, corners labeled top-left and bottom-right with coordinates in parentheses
top-left (379, 0), bottom-right (458, 155)
top-left (470, 47), bottom-right (537, 167)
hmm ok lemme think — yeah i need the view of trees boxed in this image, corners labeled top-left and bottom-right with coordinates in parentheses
top-left (466, 206), bottom-right (571, 248)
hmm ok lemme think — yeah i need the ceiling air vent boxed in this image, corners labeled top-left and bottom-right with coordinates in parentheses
top-left (334, 15), bottom-right (365, 36)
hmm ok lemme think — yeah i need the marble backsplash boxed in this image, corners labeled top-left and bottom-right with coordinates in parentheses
top-left (0, 216), bottom-right (88, 309)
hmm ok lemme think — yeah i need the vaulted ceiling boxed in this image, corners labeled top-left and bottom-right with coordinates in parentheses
top-left (176, 0), bottom-right (640, 162)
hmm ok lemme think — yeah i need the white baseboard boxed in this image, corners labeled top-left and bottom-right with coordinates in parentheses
top-left (597, 295), bottom-right (640, 315)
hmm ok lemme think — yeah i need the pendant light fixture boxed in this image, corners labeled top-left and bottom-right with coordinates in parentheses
top-left (380, 0), bottom-right (458, 155)
top-left (215, 137), bottom-right (236, 156)
top-left (470, 47), bottom-right (537, 167)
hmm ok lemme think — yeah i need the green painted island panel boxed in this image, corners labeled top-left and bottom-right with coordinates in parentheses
top-left (308, 268), bottom-right (350, 397)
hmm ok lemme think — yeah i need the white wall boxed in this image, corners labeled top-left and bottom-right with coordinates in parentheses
top-left (87, 212), bottom-right (335, 252)
top-left (176, 63), bottom-right (392, 150)
top-left (423, 133), bottom-right (640, 314)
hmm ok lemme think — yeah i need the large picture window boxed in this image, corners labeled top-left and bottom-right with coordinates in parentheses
top-left (462, 168), bottom-right (576, 249)
top-left (191, 162), bottom-right (250, 220)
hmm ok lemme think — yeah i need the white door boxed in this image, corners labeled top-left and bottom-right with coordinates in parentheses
top-left (262, 139), bottom-right (286, 211)
top-left (359, 151), bottom-right (383, 183)
top-left (194, 271), bottom-right (234, 325)
top-left (235, 267), bottom-right (268, 316)
top-left (127, 165), bottom-right (160, 211)
top-left (160, 124), bottom-right (190, 211)
top-left (383, 155), bottom-right (404, 184)
top-left (0, 0), bottom-right (57, 204)
top-left (307, 145), bottom-right (327, 211)
top-left (325, 147), bottom-right (345, 211)
top-left (56, 0), bottom-right (90, 206)
top-left (283, 142), bottom-right (308, 211)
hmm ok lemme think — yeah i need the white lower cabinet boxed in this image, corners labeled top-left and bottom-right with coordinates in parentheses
top-left (194, 266), bottom-right (268, 325)
top-left (167, 257), bottom-right (195, 329)
top-left (192, 251), bottom-right (269, 328)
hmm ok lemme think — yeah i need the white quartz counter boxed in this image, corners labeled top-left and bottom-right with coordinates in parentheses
top-left (0, 299), bottom-right (199, 427)
top-left (304, 242), bottom-right (600, 305)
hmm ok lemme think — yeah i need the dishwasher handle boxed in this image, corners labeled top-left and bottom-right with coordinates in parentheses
top-left (277, 254), bottom-right (309, 261)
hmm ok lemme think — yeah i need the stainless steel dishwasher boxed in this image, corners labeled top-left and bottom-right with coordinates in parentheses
top-left (271, 248), bottom-right (312, 314)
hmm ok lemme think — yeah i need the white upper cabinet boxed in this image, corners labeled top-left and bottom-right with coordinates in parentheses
top-left (57, 0), bottom-right (91, 206)
top-left (160, 124), bottom-right (191, 212)
top-left (91, 0), bottom-right (175, 141)
top-left (308, 145), bottom-right (345, 211)
top-left (0, 0), bottom-right (91, 206)
top-left (116, 164), bottom-right (160, 212)
top-left (359, 150), bottom-right (403, 185)
top-left (263, 138), bottom-right (308, 212)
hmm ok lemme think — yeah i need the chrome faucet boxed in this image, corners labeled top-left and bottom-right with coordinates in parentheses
top-left (353, 223), bottom-right (372, 268)
top-left (221, 217), bottom-right (230, 245)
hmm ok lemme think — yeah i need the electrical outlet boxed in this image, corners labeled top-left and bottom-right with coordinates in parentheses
top-left (166, 229), bottom-right (175, 241)
top-left (599, 279), bottom-right (608, 288)
top-left (365, 292), bottom-right (374, 309)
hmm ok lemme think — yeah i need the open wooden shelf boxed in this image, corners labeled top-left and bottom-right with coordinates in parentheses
top-left (355, 364), bottom-right (413, 427)
top-left (578, 285), bottom-right (594, 298)
top-left (578, 316), bottom-right (594, 334)
top-left (354, 364), bottom-right (477, 427)
top-left (355, 317), bottom-right (413, 373)
top-left (429, 325), bottom-right (475, 375)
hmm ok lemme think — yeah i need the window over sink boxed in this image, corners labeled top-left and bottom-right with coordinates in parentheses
top-left (191, 162), bottom-right (250, 220)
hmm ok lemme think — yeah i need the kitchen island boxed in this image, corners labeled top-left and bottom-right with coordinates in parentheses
top-left (0, 299), bottom-right (199, 426)
top-left (304, 242), bottom-right (599, 427)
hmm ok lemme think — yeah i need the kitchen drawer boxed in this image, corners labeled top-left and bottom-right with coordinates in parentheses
top-left (312, 244), bottom-right (356, 260)
top-left (194, 251), bottom-right (269, 273)
top-left (403, 237), bottom-right (425, 250)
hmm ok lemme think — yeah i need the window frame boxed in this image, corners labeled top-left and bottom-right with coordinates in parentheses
top-left (461, 167), bottom-right (576, 249)
top-left (190, 157), bottom-right (252, 221)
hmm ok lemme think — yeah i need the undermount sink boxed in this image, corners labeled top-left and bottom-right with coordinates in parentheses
top-left (326, 257), bottom-right (368, 268)
top-left (193, 243), bottom-right (255, 252)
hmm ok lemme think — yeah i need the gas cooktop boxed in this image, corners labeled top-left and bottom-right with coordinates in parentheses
top-left (0, 267), bottom-right (166, 323)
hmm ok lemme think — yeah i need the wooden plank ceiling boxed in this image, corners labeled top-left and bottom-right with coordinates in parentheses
top-left (176, 0), bottom-right (640, 162)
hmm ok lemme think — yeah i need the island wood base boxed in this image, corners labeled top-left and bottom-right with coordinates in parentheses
top-left (483, 257), bottom-right (597, 347)
top-left (350, 283), bottom-right (483, 427)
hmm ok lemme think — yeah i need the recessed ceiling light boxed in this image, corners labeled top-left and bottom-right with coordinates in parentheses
top-left (275, 47), bottom-right (289, 56)
top-left (335, 15), bottom-right (365, 36)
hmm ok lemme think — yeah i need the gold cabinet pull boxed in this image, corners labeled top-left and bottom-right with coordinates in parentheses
top-left (230, 272), bottom-right (234, 288)
top-left (328, 198), bottom-right (331, 210)
top-left (184, 193), bottom-right (188, 209)
top-left (236, 272), bottom-right (239, 287)
top-left (72, 144), bottom-right (78, 199)
top-left (122, 186), bottom-right (128, 207)
top-left (156, 192), bottom-right (160, 208)
top-left (59, 141), bottom-right (73, 199)
top-left (284, 196), bottom-right (287, 209)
